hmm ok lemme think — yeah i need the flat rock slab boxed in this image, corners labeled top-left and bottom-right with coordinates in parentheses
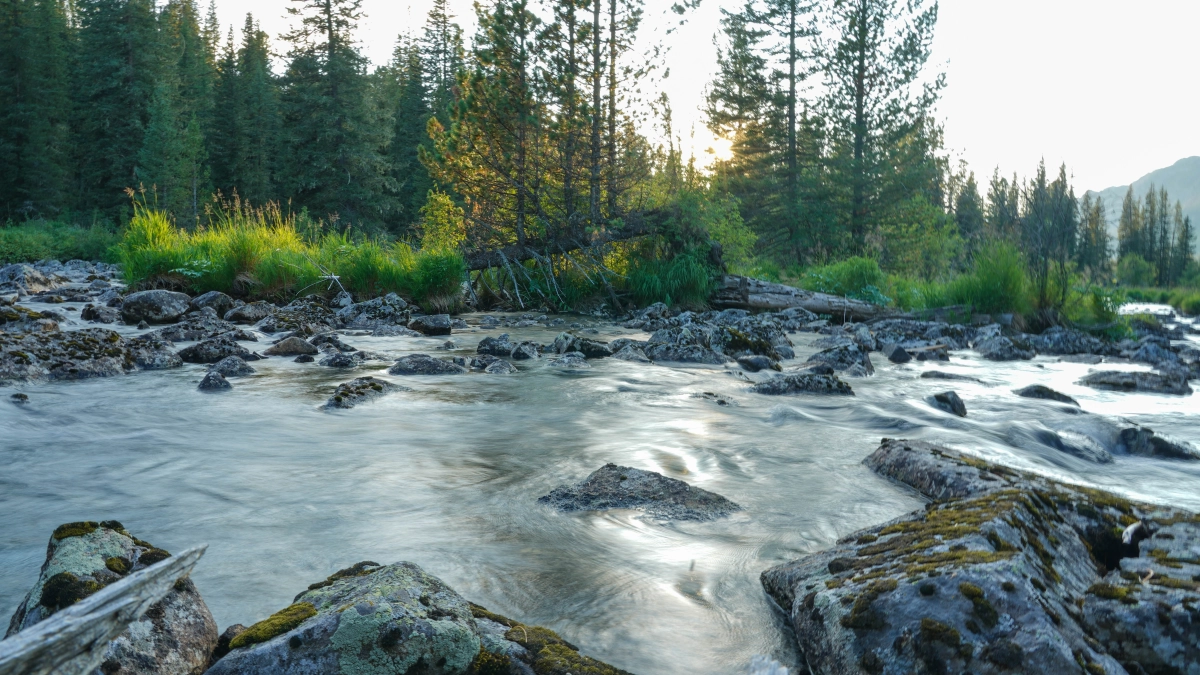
top-left (1080, 369), bottom-right (1193, 396)
top-left (538, 463), bottom-right (741, 521)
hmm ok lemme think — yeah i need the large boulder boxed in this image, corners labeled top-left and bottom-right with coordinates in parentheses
top-left (0, 263), bottom-right (61, 294)
top-left (408, 314), bottom-right (453, 336)
top-left (335, 293), bottom-right (410, 331)
top-left (224, 301), bottom-right (276, 324)
top-left (551, 332), bottom-right (613, 359)
top-left (477, 334), bottom-right (518, 356)
top-left (928, 390), bottom-right (967, 417)
top-left (198, 371), bottom-right (232, 391)
top-left (5, 521), bottom-right (218, 675)
top-left (263, 336), bottom-right (319, 356)
top-left (388, 353), bottom-right (468, 376)
top-left (206, 561), bottom-right (631, 675)
top-left (81, 303), bottom-right (122, 324)
top-left (189, 291), bottom-right (235, 319)
top-left (178, 337), bottom-right (257, 364)
top-left (209, 355), bottom-right (255, 378)
top-left (1027, 326), bottom-right (1115, 357)
top-left (120, 290), bottom-right (192, 325)
top-left (538, 463), bottom-right (741, 521)
top-left (258, 297), bottom-right (334, 336)
top-left (149, 314), bottom-right (252, 343)
top-left (758, 439), bottom-right (1200, 675)
top-left (806, 343), bottom-right (875, 376)
top-left (0, 327), bottom-right (180, 382)
top-left (973, 335), bottom-right (1035, 361)
top-left (1079, 369), bottom-right (1193, 396)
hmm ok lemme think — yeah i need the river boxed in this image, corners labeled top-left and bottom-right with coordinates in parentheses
top-left (1, 305), bottom-right (1197, 673)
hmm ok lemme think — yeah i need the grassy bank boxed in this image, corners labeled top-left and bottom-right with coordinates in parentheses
top-left (0, 220), bottom-right (121, 264)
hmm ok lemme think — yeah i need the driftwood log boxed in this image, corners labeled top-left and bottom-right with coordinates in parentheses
top-left (0, 545), bottom-right (206, 675)
top-left (710, 275), bottom-right (893, 322)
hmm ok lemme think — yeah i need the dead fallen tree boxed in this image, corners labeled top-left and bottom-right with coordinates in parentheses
top-left (711, 275), bottom-right (895, 322)
top-left (463, 211), bottom-right (658, 271)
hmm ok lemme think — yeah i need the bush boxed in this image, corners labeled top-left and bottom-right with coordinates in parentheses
top-left (1117, 254), bottom-right (1157, 287)
top-left (627, 250), bottom-right (715, 308)
top-left (802, 257), bottom-right (891, 305)
top-left (944, 242), bottom-right (1030, 315)
top-left (0, 220), bottom-right (121, 264)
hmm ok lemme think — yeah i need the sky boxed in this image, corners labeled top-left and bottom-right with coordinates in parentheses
top-left (213, 0), bottom-right (1200, 193)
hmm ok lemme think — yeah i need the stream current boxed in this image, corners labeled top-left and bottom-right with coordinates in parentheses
top-left (1, 306), bottom-right (1198, 673)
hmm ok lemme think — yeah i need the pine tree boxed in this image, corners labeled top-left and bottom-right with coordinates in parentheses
top-left (421, 0), bottom-right (464, 116)
top-left (209, 27), bottom-right (239, 196)
top-left (379, 33), bottom-right (431, 232)
top-left (279, 0), bottom-right (396, 226)
top-left (137, 81), bottom-right (207, 223)
top-left (0, 0), bottom-right (74, 218)
top-left (1117, 185), bottom-right (1141, 259)
top-left (1076, 192), bottom-right (1111, 282)
top-left (544, 0), bottom-right (590, 233)
top-left (1169, 203), bottom-right (1192, 286)
top-left (233, 15), bottom-right (281, 205)
top-left (821, 0), bottom-right (943, 250)
top-left (73, 0), bottom-right (162, 214)
top-left (953, 172), bottom-right (984, 253)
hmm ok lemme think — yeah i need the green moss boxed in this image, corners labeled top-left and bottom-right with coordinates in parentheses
top-left (105, 557), bottom-right (131, 575)
top-left (52, 522), bottom-right (98, 540)
top-left (470, 648), bottom-right (512, 675)
top-left (1088, 583), bottom-right (1137, 604)
top-left (532, 643), bottom-right (633, 675)
top-left (306, 561), bottom-right (380, 592)
top-left (919, 617), bottom-right (960, 646)
top-left (505, 625), bottom-right (576, 653)
top-left (139, 548), bottom-right (171, 566)
top-left (1085, 665), bottom-right (1106, 675)
top-left (229, 602), bottom-right (318, 650)
top-left (1150, 575), bottom-right (1200, 591)
top-left (39, 572), bottom-right (103, 611)
top-left (840, 579), bottom-right (898, 630)
top-left (468, 603), bottom-right (517, 627)
top-left (959, 582), bottom-right (998, 628)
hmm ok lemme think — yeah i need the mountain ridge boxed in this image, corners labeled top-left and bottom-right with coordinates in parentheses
top-left (1085, 156), bottom-right (1200, 242)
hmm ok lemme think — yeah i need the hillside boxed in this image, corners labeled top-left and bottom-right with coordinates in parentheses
top-left (1086, 156), bottom-right (1200, 241)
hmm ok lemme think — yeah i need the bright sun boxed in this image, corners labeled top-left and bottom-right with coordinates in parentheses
top-left (708, 137), bottom-right (734, 162)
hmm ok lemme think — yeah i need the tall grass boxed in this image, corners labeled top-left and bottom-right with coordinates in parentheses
top-left (627, 251), bottom-right (715, 308)
top-left (0, 220), bottom-right (121, 264)
top-left (117, 203), bottom-right (466, 310)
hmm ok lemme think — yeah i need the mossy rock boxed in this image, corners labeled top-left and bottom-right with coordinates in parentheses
top-left (229, 603), bottom-right (318, 650)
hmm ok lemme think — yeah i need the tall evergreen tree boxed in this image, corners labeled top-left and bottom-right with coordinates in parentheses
top-left (379, 33), bottom-right (431, 231)
top-left (232, 15), bottom-right (281, 205)
top-left (421, 0), bottom-right (464, 116)
top-left (953, 172), bottom-right (983, 252)
top-left (1117, 185), bottom-right (1141, 260)
top-left (279, 0), bottom-right (395, 226)
top-left (1076, 192), bottom-right (1111, 282)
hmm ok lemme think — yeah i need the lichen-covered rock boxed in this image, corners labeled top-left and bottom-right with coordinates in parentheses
top-left (408, 314), bottom-right (453, 336)
top-left (388, 353), bottom-right (468, 376)
top-left (973, 335), bottom-right (1035, 361)
top-left (209, 355), bottom-right (255, 378)
top-left (189, 291), bottom-right (235, 320)
top-left (120, 290), bottom-right (192, 325)
top-left (324, 377), bottom-right (403, 409)
top-left (509, 341), bottom-right (540, 360)
top-left (224, 301), bottom-right (276, 325)
top-left (207, 561), bottom-right (630, 675)
top-left (807, 343), bottom-right (875, 376)
top-left (477, 334), bottom-right (517, 357)
top-left (551, 332), bottom-right (613, 359)
top-left (0, 327), bottom-right (180, 382)
top-left (547, 351), bottom-right (590, 369)
top-left (1026, 326), bottom-right (1116, 357)
top-left (5, 521), bottom-right (218, 675)
top-left (148, 313), bottom-right (252, 343)
top-left (881, 343), bottom-right (911, 364)
top-left (178, 337), bottom-right (256, 364)
top-left (335, 293), bottom-right (410, 331)
top-left (538, 463), bottom-right (741, 521)
top-left (737, 355), bottom-right (781, 372)
top-left (929, 390), bottom-right (967, 417)
top-left (258, 297), bottom-right (334, 336)
top-left (762, 439), bottom-right (1200, 675)
top-left (263, 336), bottom-right (319, 356)
top-left (612, 345), bottom-right (651, 363)
top-left (643, 343), bottom-right (731, 365)
top-left (309, 333), bottom-right (357, 352)
top-left (1080, 369), bottom-right (1193, 396)
top-left (750, 373), bottom-right (854, 396)
top-left (198, 371), bottom-right (232, 391)
top-left (1013, 384), bottom-right (1078, 406)
top-left (81, 303), bottom-right (121, 324)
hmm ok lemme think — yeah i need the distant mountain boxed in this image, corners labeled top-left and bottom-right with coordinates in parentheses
top-left (1086, 156), bottom-right (1200, 241)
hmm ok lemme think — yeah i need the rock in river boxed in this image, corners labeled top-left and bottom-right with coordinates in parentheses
top-left (5, 521), bottom-right (218, 675)
top-left (1013, 384), bottom-right (1078, 406)
top-left (209, 355), bottom-right (255, 377)
top-left (538, 463), bottom-right (741, 521)
top-left (189, 290), bottom-right (235, 319)
top-left (759, 439), bottom-right (1200, 675)
top-left (119, 290), bottom-right (192, 325)
top-left (388, 353), bottom-right (468, 375)
top-left (178, 336), bottom-right (257, 364)
top-left (973, 335), bottom-right (1035, 361)
top-left (929, 390), bottom-right (967, 417)
top-left (737, 355), bottom-right (780, 372)
top-left (807, 343), bottom-right (875, 376)
top-left (198, 370), bottom-right (232, 391)
top-left (408, 314), bottom-right (453, 336)
top-left (0, 327), bottom-right (180, 382)
top-left (324, 377), bottom-right (403, 409)
top-left (224, 301), bottom-right (276, 325)
top-left (547, 351), bottom-right (591, 369)
top-left (750, 373), bottom-right (854, 396)
top-left (1079, 369), bottom-right (1193, 396)
top-left (205, 561), bottom-right (631, 675)
top-left (263, 336), bottom-right (319, 356)
top-left (477, 334), bottom-right (517, 356)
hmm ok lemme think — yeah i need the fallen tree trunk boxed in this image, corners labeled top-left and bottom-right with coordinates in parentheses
top-left (710, 275), bottom-right (895, 323)
top-left (463, 211), bottom-right (657, 271)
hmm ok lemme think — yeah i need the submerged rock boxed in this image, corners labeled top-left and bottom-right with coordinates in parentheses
top-left (760, 439), bottom-right (1200, 675)
top-left (1079, 369), bottom-right (1193, 396)
top-left (5, 521), bottom-right (218, 675)
top-left (206, 561), bottom-right (630, 675)
top-left (1013, 384), bottom-right (1078, 406)
top-left (210, 355), bottom-right (255, 378)
top-left (119, 290), bottom-right (192, 325)
top-left (920, 370), bottom-right (983, 384)
top-left (388, 353), bottom-right (468, 376)
top-left (929, 390), bottom-right (967, 417)
top-left (737, 355), bottom-right (780, 372)
top-left (538, 463), bottom-right (741, 521)
top-left (198, 371), bottom-right (232, 391)
top-left (547, 351), bottom-right (591, 369)
top-left (408, 314), bottom-right (453, 336)
top-left (750, 373), bottom-right (854, 396)
top-left (178, 337), bottom-right (257, 364)
top-left (323, 377), bottom-right (403, 410)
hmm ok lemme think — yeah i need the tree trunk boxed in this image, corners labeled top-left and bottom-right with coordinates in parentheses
top-left (589, 0), bottom-right (602, 228)
top-left (711, 275), bottom-right (893, 322)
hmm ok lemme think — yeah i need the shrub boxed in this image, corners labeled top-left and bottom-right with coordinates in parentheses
top-left (946, 242), bottom-right (1030, 315)
top-left (0, 220), bottom-right (121, 264)
top-left (1117, 254), bottom-right (1157, 287)
top-left (626, 250), bottom-right (715, 308)
top-left (802, 257), bottom-right (891, 305)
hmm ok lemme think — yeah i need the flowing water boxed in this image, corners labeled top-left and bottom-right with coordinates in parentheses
top-left (1, 306), bottom-right (1198, 673)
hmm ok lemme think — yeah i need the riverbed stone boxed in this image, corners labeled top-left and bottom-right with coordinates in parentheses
top-left (929, 390), bottom-right (967, 417)
top-left (0, 263), bottom-right (61, 294)
top-left (548, 351), bottom-right (591, 369)
top-left (178, 336), bottom-right (256, 364)
top-left (120, 290), bottom-right (192, 325)
top-left (807, 343), bottom-right (875, 376)
top-left (263, 336), bottom-right (319, 356)
top-left (0, 327), bottom-right (181, 382)
top-left (477, 334), bottom-right (517, 356)
top-left (209, 355), bottom-right (255, 378)
top-left (150, 314), bottom-right (250, 343)
top-left (1013, 384), bottom-right (1078, 406)
top-left (224, 301), bottom-right (276, 324)
top-left (335, 293), bottom-right (409, 331)
top-left (552, 332), bottom-right (614, 359)
top-left (973, 335), bottom-right (1035, 361)
top-left (1079, 369), bottom-right (1193, 396)
top-left (388, 353), bottom-right (468, 376)
top-left (5, 521), bottom-right (218, 675)
top-left (612, 344), bottom-right (651, 363)
top-left (881, 343), bottom-right (912, 364)
top-left (737, 355), bottom-right (780, 372)
top-left (538, 463), bottom-right (741, 521)
top-left (408, 314), bottom-right (453, 336)
top-left (258, 297), bottom-right (335, 336)
top-left (199, 371), bottom-right (232, 391)
top-left (323, 377), bottom-right (404, 410)
top-left (81, 303), bottom-right (121, 324)
top-left (189, 291), bottom-right (235, 319)
top-left (750, 373), bottom-right (854, 396)
top-left (760, 438), bottom-right (1200, 675)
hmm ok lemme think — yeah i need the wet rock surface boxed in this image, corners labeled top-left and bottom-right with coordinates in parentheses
top-left (0, 327), bottom-right (180, 382)
top-left (1013, 384), bottom-right (1079, 406)
top-left (335, 293), bottom-right (409, 331)
top-left (5, 521), bottom-right (217, 675)
top-left (750, 373), bottom-right (855, 396)
top-left (198, 371), bottom-right (232, 391)
top-left (388, 353), bottom-right (469, 376)
top-left (224, 301), bottom-right (275, 324)
top-left (120, 290), bottom-right (193, 325)
top-left (209, 355), bottom-right (255, 378)
top-left (1080, 369), bottom-right (1194, 396)
top-left (189, 291), bottom-right (236, 319)
top-left (929, 390), bottom-right (967, 417)
top-left (408, 313), bottom-right (453, 336)
top-left (263, 336), bottom-right (319, 357)
top-left (761, 439), bottom-right (1200, 675)
top-left (178, 337), bottom-right (257, 365)
top-left (323, 377), bottom-right (404, 410)
top-left (538, 463), bottom-right (741, 521)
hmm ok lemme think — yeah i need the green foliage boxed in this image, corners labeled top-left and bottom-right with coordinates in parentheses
top-left (627, 251), bottom-right (715, 308)
top-left (1117, 254), bottom-right (1157, 287)
top-left (0, 220), bottom-right (121, 263)
top-left (801, 257), bottom-right (891, 305)
top-left (945, 241), bottom-right (1031, 315)
top-left (418, 191), bottom-right (466, 251)
top-left (876, 195), bottom-right (963, 280)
